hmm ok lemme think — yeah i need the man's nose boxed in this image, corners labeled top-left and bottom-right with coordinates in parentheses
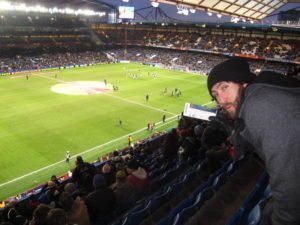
top-left (217, 94), bottom-right (227, 105)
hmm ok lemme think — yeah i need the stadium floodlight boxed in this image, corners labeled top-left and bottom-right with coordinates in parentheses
top-left (217, 14), bottom-right (222, 18)
top-left (231, 17), bottom-right (239, 23)
top-left (207, 12), bottom-right (212, 16)
top-left (189, 8), bottom-right (196, 14)
top-left (177, 5), bottom-right (189, 16)
top-left (0, 1), bottom-right (106, 17)
top-left (122, 0), bottom-right (129, 2)
top-left (150, 1), bottom-right (159, 8)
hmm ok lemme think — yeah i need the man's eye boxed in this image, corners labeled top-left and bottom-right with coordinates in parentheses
top-left (221, 85), bottom-right (228, 92)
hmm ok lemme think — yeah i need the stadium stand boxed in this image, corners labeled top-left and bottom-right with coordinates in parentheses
top-left (0, 0), bottom-right (299, 224)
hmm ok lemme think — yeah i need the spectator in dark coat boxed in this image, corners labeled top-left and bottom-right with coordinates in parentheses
top-left (112, 170), bottom-right (135, 212)
top-left (72, 156), bottom-right (95, 191)
top-left (162, 128), bottom-right (179, 161)
top-left (102, 164), bottom-right (116, 187)
top-left (46, 208), bottom-right (67, 225)
top-left (29, 204), bottom-right (50, 225)
top-left (85, 174), bottom-right (116, 222)
top-left (58, 192), bottom-right (90, 225)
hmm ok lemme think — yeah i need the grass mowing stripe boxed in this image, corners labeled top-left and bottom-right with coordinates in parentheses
top-left (0, 114), bottom-right (179, 189)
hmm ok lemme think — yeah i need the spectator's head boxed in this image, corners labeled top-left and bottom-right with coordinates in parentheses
top-left (32, 204), bottom-right (50, 225)
top-left (207, 58), bottom-right (256, 119)
top-left (116, 170), bottom-right (127, 184)
top-left (194, 124), bottom-right (205, 138)
top-left (50, 175), bottom-right (58, 181)
top-left (126, 159), bottom-right (139, 174)
top-left (46, 208), bottom-right (67, 225)
top-left (113, 150), bottom-right (119, 157)
top-left (76, 156), bottom-right (83, 165)
top-left (58, 192), bottom-right (74, 212)
top-left (2, 207), bottom-right (17, 222)
top-left (102, 164), bottom-right (111, 174)
top-left (46, 181), bottom-right (56, 191)
top-left (64, 182), bottom-right (76, 194)
top-left (93, 174), bottom-right (106, 189)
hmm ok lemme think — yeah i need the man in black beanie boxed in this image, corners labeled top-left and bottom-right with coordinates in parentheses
top-left (207, 58), bottom-right (300, 225)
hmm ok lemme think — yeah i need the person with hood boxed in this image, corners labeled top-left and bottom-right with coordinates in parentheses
top-left (207, 58), bottom-right (300, 225)
top-left (126, 160), bottom-right (149, 193)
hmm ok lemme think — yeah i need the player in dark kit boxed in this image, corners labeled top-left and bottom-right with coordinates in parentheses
top-left (162, 114), bottom-right (166, 123)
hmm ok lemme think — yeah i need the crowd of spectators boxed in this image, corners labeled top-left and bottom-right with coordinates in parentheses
top-left (107, 47), bottom-right (298, 76)
top-left (97, 29), bottom-right (300, 61)
top-left (0, 107), bottom-right (234, 225)
top-left (0, 47), bottom-right (110, 73)
top-left (1, 45), bottom-right (298, 77)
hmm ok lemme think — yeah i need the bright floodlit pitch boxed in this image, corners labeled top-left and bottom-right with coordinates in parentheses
top-left (0, 62), bottom-right (212, 200)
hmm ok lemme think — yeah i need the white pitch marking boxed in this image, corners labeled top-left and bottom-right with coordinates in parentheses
top-left (0, 101), bottom-right (214, 188)
top-left (0, 114), bottom-right (178, 188)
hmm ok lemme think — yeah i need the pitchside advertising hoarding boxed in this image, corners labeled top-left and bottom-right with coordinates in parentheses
top-left (118, 6), bottom-right (135, 19)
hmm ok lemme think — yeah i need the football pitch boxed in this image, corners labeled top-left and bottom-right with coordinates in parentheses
top-left (0, 63), bottom-right (212, 201)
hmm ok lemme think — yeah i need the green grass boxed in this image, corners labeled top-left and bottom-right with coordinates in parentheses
top-left (0, 63), bottom-right (212, 201)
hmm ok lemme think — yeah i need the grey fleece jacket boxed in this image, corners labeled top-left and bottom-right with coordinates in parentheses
top-left (238, 83), bottom-right (300, 225)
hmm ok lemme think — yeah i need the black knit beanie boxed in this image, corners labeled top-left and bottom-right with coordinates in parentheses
top-left (207, 58), bottom-right (256, 98)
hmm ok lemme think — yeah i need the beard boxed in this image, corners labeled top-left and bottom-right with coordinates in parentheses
top-left (222, 85), bottom-right (245, 120)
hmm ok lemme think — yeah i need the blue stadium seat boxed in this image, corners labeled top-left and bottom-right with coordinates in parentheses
top-left (173, 162), bottom-right (186, 175)
top-left (212, 172), bottom-right (228, 191)
top-left (162, 168), bottom-right (177, 184)
top-left (225, 171), bottom-right (269, 225)
top-left (172, 205), bottom-right (196, 225)
top-left (247, 202), bottom-right (262, 225)
top-left (262, 185), bottom-right (272, 199)
top-left (195, 160), bottom-right (208, 175)
top-left (168, 199), bottom-right (192, 223)
top-left (151, 177), bottom-right (163, 193)
top-left (193, 186), bottom-right (214, 209)
top-left (124, 201), bottom-right (151, 225)
top-left (247, 185), bottom-right (272, 225)
top-left (190, 181), bottom-right (209, 201)
top-left (225, 210), bottom-right (242, 225)
top-left (150, 191), bottom-right (170, 213)
top-left (182, 169), bottom-right (197, 185)
top-left (156, 217), bottom-right (169, 225)
top-left (167, 179), bottom-right (185, 197)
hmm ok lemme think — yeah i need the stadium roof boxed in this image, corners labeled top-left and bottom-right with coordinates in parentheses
top-left (153, 0), bottom-right (289, 20)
